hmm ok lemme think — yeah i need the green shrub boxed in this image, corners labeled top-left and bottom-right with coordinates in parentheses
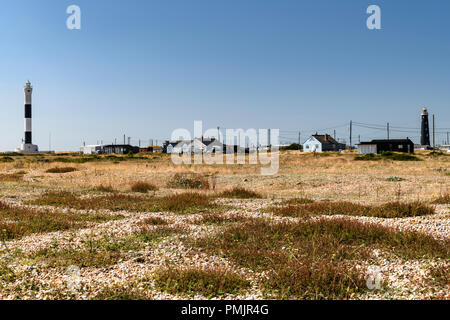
top-left (169, 173), bottom-right (210, 190)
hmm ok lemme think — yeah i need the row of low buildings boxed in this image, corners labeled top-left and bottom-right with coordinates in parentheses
top-left (82, 135), bottom-right (448, 155)
top-left (80, 138), bottom-right (242, 155)
top-left (81, 144), bottom-right (162, 155)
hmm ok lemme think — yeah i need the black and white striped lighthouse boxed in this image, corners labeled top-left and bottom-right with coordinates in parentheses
top-left (16, 81), bottom-right (38, 153)
top-left (24, 80), bottom-right (33, 144)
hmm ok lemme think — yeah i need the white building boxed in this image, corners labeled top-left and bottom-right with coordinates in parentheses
top-left (81, 145), bottom-right (102, 155)
top-left (303, 134), bottom-right (346, 153)
top-left (440, 145), bottom-right (450, 153)
top-left (357, 143), bottom-right (377, 154)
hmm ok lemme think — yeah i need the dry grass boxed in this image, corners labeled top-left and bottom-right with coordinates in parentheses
top-left (0, 201), bottom-right (124, 240)
top-left (217, 187), bottom-right (262, 199)
top-left (140, 217), bottom-right (169, 226)
top-left (93, 185), bottom-right (116, 193)
top-left (153, 266), bottom-right (250, 298)
top-left (271, 201), bottom-right (435, 218)
top-left (0, 171), bottom-right (26, 182)
top-left (138, 225), bottom-right (185, 243)
top-left (94, 285), bottom-right (151, 300)
top-left (190, 217), bottom-right (449, 299)
top-left (130, 181), bottom-right (158, 193)
top-left (195, 212), bottom-right (247, 225)
top-left (433, 194), bottom-right (450, 205)
top-left (45, 167), bottom-right (78, 174)
top-left (27, 191), bottom-right (222, 214)
top-left (28, 226), bottom-right (183, 268)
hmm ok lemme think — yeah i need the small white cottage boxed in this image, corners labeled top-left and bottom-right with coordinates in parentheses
top-left (303, 134), bottom-right (346, 153)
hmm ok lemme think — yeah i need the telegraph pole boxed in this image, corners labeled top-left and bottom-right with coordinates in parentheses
top-left (447, 132), bottom-right (449, 145)
top-left (334, 130), bottom-right (336, 140)
top-left (349, 120), bottom-right (352, 149)
top-left (387, 123), bottom-right (390, 140)
top-left (432, 114), bottom-right (435, 149)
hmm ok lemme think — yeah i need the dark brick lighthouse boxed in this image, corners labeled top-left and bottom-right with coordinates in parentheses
top-left (420, 108), bottom-right (430, 147)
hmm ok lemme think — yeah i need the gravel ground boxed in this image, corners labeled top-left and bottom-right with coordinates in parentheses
top-left (0, 195), bottom-right (448, 300)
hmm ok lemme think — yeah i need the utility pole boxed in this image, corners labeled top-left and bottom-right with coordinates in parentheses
top-left (358, 135), bottom-right (361, 144)
top-left (334, 130), bottom-right (336, 140)
top-left (139, 139), bottom-right (141, 147)
top-left (217, 127), bottom-right (220, 142)
top-left (298, 131), bottom-right (301, 149)
top-left (114, 138), bottom-right (117, 145)
top-left (432, 114), bottom-right (435, 149)
top-left (447, 132), bottom-right (449, 145)
top-left (387, 123), bottom-right (390, 140)
top-left (123, 134), bottom-right (126, 145)
top-left (349, 120), bottom-right (352, 149)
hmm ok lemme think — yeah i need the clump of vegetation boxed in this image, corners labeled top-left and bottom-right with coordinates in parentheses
top-left (385, 176), bottom-right (404, 182)
top-left (0, 171), bottom-right (26, 182)
top-left (433, 194), bottom-right (450, 205)
top-left (217, 187), bottom-right (262, 199)
top-left (94, 285), bottom-right (151, 300)
top-left (271, 201), bottom-right (435, 219)
top-left (93, 185), bottom-right (116, 193)
top-left (196, 213), bottom-right (246, 225)
top-left (279, 198), bottom-right (315, 205)
top-left (0, 201), bottom-right (124, 240)
top-left (0, 262), bottom-right (16, 282)
top-left (428, 264), bottom-right (449, 287)
top-left (153, 266), bottom-right (250, 298)
top-left (169, 173), bottom-right (210, 190)
top-left (190, 217), bottom-right (448, 299)
top-left (139, 225), bottom-right (184, 243)
top-left (354, 153), bottom-right (380, 161)
top-left (381, 151), bottom-right (421, 161)
top-left (28, 191), bottom-right (221, 214)
top-left (0, 157), bottom-right (14, 163)
top-left (355, 152), bottom-right (421, 162)
top-left (130, 181), bottom-right (158, 193)
top-left (140, 217), bottom-right (169, 225)
top-left (29, 234), bottom-right (143, 268)
top-left (280, 143), bottom-right (302, 151)
top-left (45, 167), bottom-right (78, 173)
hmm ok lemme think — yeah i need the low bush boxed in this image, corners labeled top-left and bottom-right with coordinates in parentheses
top-left (190, 217), bottom-right (449, 299)
top-left (433, 194), bottom-right (450, 205)
top-left (27, 191), bottom-right (222, 214)
top-left (153, 266), bottom-right (250, 298)
top-left (217, 187), bottom-right (262, 199)
top-left (271, 201), bottom-right (435, 219)
top-left (45, 167), bottom-right (78, 173)
top-left (169, 173), bottom-right (210, 190)
top-left (130, 182), bottom-right (158, 193)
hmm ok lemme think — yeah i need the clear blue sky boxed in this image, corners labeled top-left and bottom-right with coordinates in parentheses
top-left (1, 0), bottom-right (449, 151)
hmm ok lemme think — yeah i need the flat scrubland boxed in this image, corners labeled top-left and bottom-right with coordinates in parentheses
top-left (0, 151), bottom-right (448, 300)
